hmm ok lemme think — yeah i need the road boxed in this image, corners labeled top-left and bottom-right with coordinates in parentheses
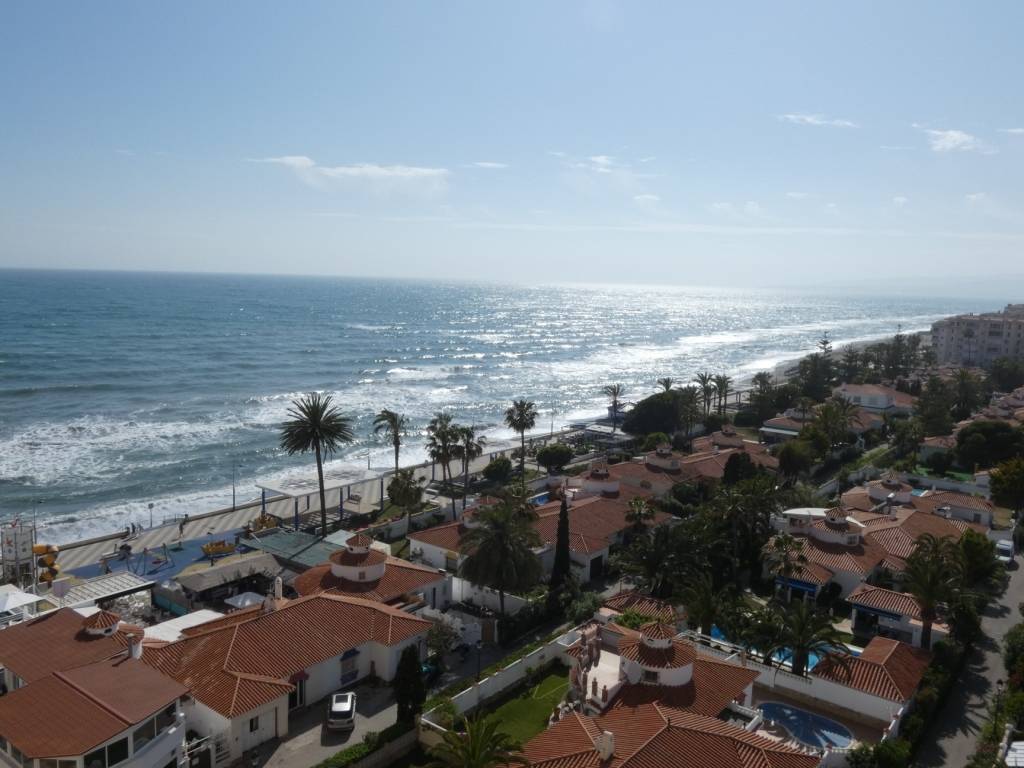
top-left (915, 561), bottom-right (1024, 767)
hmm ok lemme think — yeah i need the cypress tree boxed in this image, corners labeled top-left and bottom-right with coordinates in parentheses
top-left (549, 495), bottom-right (571, 597)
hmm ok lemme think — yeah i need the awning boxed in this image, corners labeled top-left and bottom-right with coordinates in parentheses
top-left (0, 589), bottom-right (43, 613)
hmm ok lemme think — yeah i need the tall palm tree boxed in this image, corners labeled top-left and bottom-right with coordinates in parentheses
top-left (426, 715), bottom-right (529, 768)
top-left (764, 533), bottom-right (807, 582)
top-left (387, 468), bottom-right (427, 527)
top-left (680, 572), bottom-right (721, 635)
top-left (770, 600), bottom-right (850, 677)
top-left (904, 532), bottom-right (963, 649)
top-left (455, 426), bottom-right (487, 510)
top-left (676, 385), bottom-right (701, 442)
top-left (459, 499), bottom-right (542, 617)
top-left (504, 399), bottom-right (538, 477)
top-left (694, 372), bottom-right (715, 418)
top-left (751, 371), bottom-right (773, 395)
top-left (602, 383), bottom-right (625, 433)
top-left (712, 374), bottom-right (733, 417)
top-left (612, 525), bottom-right (680, 599)
top-left (625, 496), bottom-right (655, 536)
top-left (427, 412), bottom-right (458, 486)
top-left (373, 408), bottom-right (408, 475)
top-left (657, 377), bottom-right (675, 392)
top-left (952, 368), bottom-right (979, 419)
top-left (279, 393), bottom-right (354, 536)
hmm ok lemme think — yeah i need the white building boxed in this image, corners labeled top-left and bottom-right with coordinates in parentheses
top-left (932, 304), bottom-right (1024, 366)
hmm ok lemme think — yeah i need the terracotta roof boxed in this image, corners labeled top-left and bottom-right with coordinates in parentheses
top-left (603, 591), bottom-right (676, 623)
top-left (788, 561), bottom-right (833, 586)
top-left (911, 490), bottom-right (993, 514)
top-left (329, 547), bottom-right (387, 567)
top-left (0, 657), bottom-right (187, 758)
top-left (293, 556), bottom-right (444, 604)
top-left (848, 584), bottom-right (923, 620)
top-left (346, 533), bottom-right (374, 547)
top-left (839, 488), bottom-right (876, 512)
top-left (619, 636), bottom-right (695, 669)
top-left (522, 701), bottom-right (816, 768)
top-left (922, 434), bottom-right (956, 449)
top-left (144, 593), bottom-right (429, 718)
top-left (81, 610), bottom-right (121, 630)
top-left (813, 636), bottom-right (930, 702)
top-left (0, 608), bottom-right (134, 683)
top-left (639, 621), bottom-right (677, 641)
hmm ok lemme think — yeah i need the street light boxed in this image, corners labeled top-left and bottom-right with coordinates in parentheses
top-left (475, 639), bottom-right (483, 682)
top-left (148, 502), bottom-right (154, 529)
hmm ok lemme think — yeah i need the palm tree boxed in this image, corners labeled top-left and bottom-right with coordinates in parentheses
top-left (455, 426), bottom-right (487, 510)
top-left (770, 600), bottom-right (850, 677)
top-left (387, 468), bottom-right (427, 527)
top-left (612, 525), bottom-right (680, 599)
top-left (764, 534), bottom-right (807, 582)
top-left (459, 498), bottom-right (542, 617)
top-left (504, 399), bottom-right (538, 477)
top-left (279, 393), bottom-right (354, 535)
top-left (676, 385), bottom-right (701, 442)
top-left (426, 714), bottom-right (529, 768)
top-left (373, 408), bottom-right (408, 475)
top-left (694, 372), bottom-right (715, 418)
top-left (427, 412), bottom-right (458, 487)
top-left (680, 572), bottom-right (720, 635)
top-left (952, 368), bottom-right (979, 419)
top-left (657, 377), bottom-right (675, 392)
top-left (751, 371), bottom-right (773, 395)
top-left (625, 496), bottom-right (655, 536)
top-left (712, 374), bottom-right (733, 417)
top-left (904, 533), bottom-right (963, 649)
top-left (602, 383), bottom-right (625, 433)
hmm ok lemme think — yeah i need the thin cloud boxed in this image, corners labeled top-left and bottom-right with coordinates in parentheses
top-left (914, 125), bottom-right (994, 154)
top-left (880, 145), bottom-right (916, 151)
top-left (1000, 128), bottom-right (1024, 135)
top-left (470, 161), bottom-right (508, 169)
top-left (252, 155), bottom-right (450, 190)
top-left (892, 196), bottom-right (908, 208)
top-left (633, 194), bottom-right (660, 203)
top-left (778, 113), bottom-right (858, 128)
top-left (639, 156), bottom-right (656, 163)
top-left (966, 192), bottom-right (987, 204)
top-left (786, 192), bottom-right (809, 199)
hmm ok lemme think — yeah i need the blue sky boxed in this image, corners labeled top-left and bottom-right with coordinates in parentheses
top-left (2, 2), bottom-right (1023, 293)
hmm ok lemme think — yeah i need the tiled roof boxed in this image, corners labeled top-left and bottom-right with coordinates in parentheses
top-left (522, 700), bottom-right (816, 768)
top-left (81, 609), bottom-right (121, 630)
top-left (0, 608), bottom-right (135, 683)
top-left (638, 622), bottom-right (677, 640)
top-left (0, 657), bottom-right (186, 758)
top-left (603, 590), bottom-right (676, 622)
top-left (145, 593), bottom-right (430, 717)
top-left (839, 488), bottom-right (876, 512)
top-left (912, 490), bottom-right (993, 514)
top-left (813, 636), bottom-right (930, 702)
top-left (407, 520), bottom-right (467, 552)
top-left (347, 533), bottom-right (374, 547)
top-left (789, 561), bottom-right (833, 586)
top-left (761, 416), bottom-right (805, 433)
top-left (848, 584), bottom-right (923, 620)
top-left (619, 638), bottom-right (696, 670)
top-left (329, 547), bottom-right (387, 567)
top-left (922, 434), bottom-right (956, 449)
top-left (292, 556), bottom-right (444, 603)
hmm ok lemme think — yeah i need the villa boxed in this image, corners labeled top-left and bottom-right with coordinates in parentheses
top-left (841, 473), bottom-right (995, 526)
top-left (832, 383), bottom-right (917, 415)
top-left (141, 587), bottom-right (430, 764)
top-left (292, 532), bottom-right (449, 610)
top-left (599, 444), bottom-right (778, 494)
top-left (847, 583), bottom-right (948, 648)
top-left (0, 609), bottom-right (188, 768)
top-left (813, 636), bottom-right (931, 707)
top-left (408, 494), bottom-right (670, 583)
top-left (598, 589), bottom-right (676, 624)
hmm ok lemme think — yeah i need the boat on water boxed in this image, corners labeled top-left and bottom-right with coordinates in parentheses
top-left (201, 540), bottom-right (236, 558)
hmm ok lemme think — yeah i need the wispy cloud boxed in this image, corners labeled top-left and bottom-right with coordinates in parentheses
top-left (470, 161), bottom-right (508, 169)
top-left (252, 155), bottom-right (450, 191)
top-left (633, 194), bottom-right (660, 203)
top-left (638, 156), bottom-right (656, 163)
top-left (778, 113), bottom-right (858, 128)
top-left (1001, 128), bottom-right (1024, 135)
top-left (710, 201), bottom-right (766, 219)
top-left (966, 192), bottom-right (988, 204)
top-left (786, 192), bottom-right (809, 199)
top-left (914, 125), bottom-right (994, 154)
top-left (892, 196), bottom-right (908, 208)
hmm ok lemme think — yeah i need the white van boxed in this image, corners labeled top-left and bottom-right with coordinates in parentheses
top-left (996, 539), bottom-right (1014, 565)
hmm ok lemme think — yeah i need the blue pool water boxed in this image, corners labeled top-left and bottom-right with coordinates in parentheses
top-left (911, 488), bottom-right (927, 497)
top-left (530, 492), bottom-right (551, 505)
top-left (709, 625), bottom-right (858, 670)
top-left (759, 702), bottom-right (853, 750)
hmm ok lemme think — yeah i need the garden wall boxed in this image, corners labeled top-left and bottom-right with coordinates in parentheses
top-left (451, 577), bottom-right (531, 616)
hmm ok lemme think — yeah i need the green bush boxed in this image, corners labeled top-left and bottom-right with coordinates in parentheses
top-left (483, 456), bottom-right (513, 484)
top-left (311, 721), bottom-right (414, 768)
top-left (642, 432), bottom-right (671, 451)
top-left (535, 443), bottom-right (574, 473)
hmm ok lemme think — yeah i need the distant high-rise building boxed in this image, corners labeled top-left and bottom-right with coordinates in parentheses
top-left (931, 304), bottom-right (1024, 366)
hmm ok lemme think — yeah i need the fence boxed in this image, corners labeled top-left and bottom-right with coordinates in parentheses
top-left (451, 577), bottom-right (532, 616)
top-left (348, 729), bottom-right (417, 768)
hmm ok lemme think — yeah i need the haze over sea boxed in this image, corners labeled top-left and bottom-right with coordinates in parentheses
top-left (0, 270), bottom-right (1001, 543)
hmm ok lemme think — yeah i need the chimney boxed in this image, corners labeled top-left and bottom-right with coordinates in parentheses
top-left (274, 576), bottom-right (283, 600)
top-left (595, 731), bottom-right (615, 761)
top-left (127, 633), bottom-right (143, 660)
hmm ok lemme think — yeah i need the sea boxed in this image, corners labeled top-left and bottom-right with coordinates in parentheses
top-left (0, 269), bottom-right (1002, 544)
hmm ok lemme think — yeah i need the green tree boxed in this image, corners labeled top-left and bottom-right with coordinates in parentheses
top-left (393, 645), bottom-right (426, 723)
top-left (712, 374), bottom-right (733, 417)
top-left (904, 533), bottom-right (963, 649)
top-left (694, 371), bottom-right (715, 418)
top-left (373, 408), bottom-right (408, 475)
top-left (770, 600), bottom-right (849, 677)
top-left (535, 443), bottom-right (573, 474)
top-left (959, 529), bottom-right (1000, 590)
top-left (548, 495), bottom-right (572, 599)
top-left (813, 397), bottom-right (859, 449)
top-left (613, 525), bottom-right (683, 599)
top-left (621, 391), bottom-right (679, 435)
top-left (455, 426), bottom-right (487, 510)
top-left (504, 399), bottom-right (538, 476)
top-left (764, 533), bottom-right (807, 581)
top-left (642, 432), bottom-right (671, 451)
top-left (952, 368), bottom-right (982, 420)
top-left (956, 421), bottom-right (1024, 471)
top-left (991, 357), bottom-right (1024, 392)
top-left (625, 496), bottom-right (655, 535)
top-left (680, 572), bottom-right (721, 634)
top-left (676, 386), bottom-right (701, 440)
top-left (992, 457), bottom-right (1024, 515)
top-left (482, 456), bottom-right (512, 485)
top-left (459, 500), bottom-right (542, 617)
top-left (891, 418), bottom-right (923, 459)
top-left (426, 714), bottom-right (529, 768)
top-left (917, 376), bottom-right (955, 437)
top-left (657, 377), bottom-right (675, 392)
top-left (777, 439), bottom-right (815, 480)
top-left (427, 621), bottom-right (460, 671)
top-left (279, 392), bottom-right (355, 535)
top-left (603, 383), bottom-right (626, 433)
top-left (387, 468), bottom-right (427, 525)
top-left (427, 412), bottom-right (459, 487)
top-left (722, 452), bottom-right (758, 486)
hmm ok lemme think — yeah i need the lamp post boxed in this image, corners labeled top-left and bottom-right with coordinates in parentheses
top-left (148, 502), bottom-right (154, 529)
top-left (996, 678), bottom-right (1005, 719)
top-left (475, 639), bottom-right (483, 682)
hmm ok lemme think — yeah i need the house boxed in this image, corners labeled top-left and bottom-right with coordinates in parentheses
top-left (0, 609), bottom-right (188, 768)
top-left (909, 489), bottom-right (995, 527)
top-left (142, 587), bottom-right (430, 764)
top-left (521, 621), bottom-right (819, 768)
top-left (598, 590), bottom-right (676, 625)
top-left (813, 636), bottom-right (931, 707)
top-left (918, 433), bottom-right (957, 462)
top-left (155, 551), bottom-right (279, 615)
top-left (841, 474), bottom-right (995, 527)
top-left (833, 383), bottom-right (917, 415)
top-left (408, 495), bottom-right (670, 583)
top-left (848, 584), bottom-right (949, 648)
top-left (292, 533), bottom-right (449, 610)
top-left (601, 444), bottom-right (778, 494)
top-left (759, 408), bottom-right (814, 444)
top-left (771, 501), bottom-right (981, 602)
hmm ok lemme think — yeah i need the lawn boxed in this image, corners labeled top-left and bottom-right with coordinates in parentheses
top-left (485, 667), bottom-right (569, 744)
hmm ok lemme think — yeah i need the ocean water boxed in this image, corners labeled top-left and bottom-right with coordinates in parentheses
top-left (0, 270), bottom-right (997, 543)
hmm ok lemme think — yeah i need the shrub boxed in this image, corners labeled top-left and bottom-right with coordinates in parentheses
top-left (483, 456), bottom-right (513, 484)
top-left (565, 592), bottom-right (602, 624)
top-left (535, 443), bottom-right (574, 474)
top-left (312, 721), bottom-right (414, 768)
top-left (642, 432), bottom-right (671, 451)
top-left (1005, 624), bottom-right (1024, 676)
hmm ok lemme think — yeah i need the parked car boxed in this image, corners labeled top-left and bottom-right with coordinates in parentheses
top-left (326, 692), bottom-right (357, 731)
top-left (997, 539), bottom-right (1015, 566)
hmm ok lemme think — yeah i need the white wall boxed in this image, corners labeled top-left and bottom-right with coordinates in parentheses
top-left (450, 577), bottom-right (531, 615)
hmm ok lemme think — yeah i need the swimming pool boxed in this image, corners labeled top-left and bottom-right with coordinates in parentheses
top-left (759, 702), bottom-right (853, 750)
top-left (709, 625), bottom-right (858, 670)
top-left (530, 492), bottom-right (551, 505)
top-left (911, 488), bottom-right (927, 497)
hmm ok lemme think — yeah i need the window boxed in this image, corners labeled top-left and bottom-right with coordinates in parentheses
top-left (85, 748), bottom-right (106, 768)
top-left (155, 703), bottom-right (176, 732)
top-left (642, 670), bottom-right (658, 683)
top-left (40, 761), bottom-right (76, 768)
top-left (358, 571), bottom-right (366, 581)
top-left (106, 738), bottom-right (128, 767)
top-left (249, 717), bottom-right (260, 733)
top-left (133, 718), bottom-right (157, 752)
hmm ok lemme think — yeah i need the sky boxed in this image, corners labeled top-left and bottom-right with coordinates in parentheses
top-left (2, 2), bottom-right (1023, 294)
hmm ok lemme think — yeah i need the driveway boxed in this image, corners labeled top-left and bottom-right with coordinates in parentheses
top-left (253, 683), bottom-right (397, 768)
top-left (915, 561), bottom-right (1024, 767)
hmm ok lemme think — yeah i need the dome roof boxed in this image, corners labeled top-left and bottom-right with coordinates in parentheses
top-left (346, 533), bottom-right (374, 548)
top-left (82, 610), bottom-right (120, 630)
top-left (639, 621), bottom-right (676, 641)
top-left (330, 548), bottom-right (387, 568)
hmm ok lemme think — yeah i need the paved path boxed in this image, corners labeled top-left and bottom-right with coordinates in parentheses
top-left (915, 562), bottom-right (1024, 767)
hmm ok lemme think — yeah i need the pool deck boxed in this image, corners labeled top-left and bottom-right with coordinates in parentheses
top-left (750, 684), bottom-right (886, 747)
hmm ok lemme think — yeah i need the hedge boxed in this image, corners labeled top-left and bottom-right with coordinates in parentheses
top-left (311, 720), bottom-right (414, 768)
